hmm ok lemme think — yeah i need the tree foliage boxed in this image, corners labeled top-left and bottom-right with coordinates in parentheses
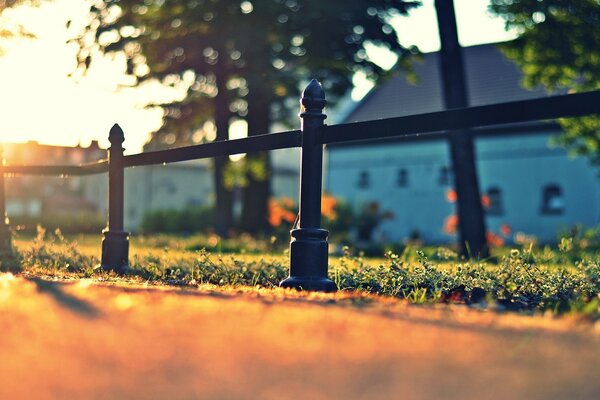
top-left (0, 0), bottom-right (28, 12)
top-left (75, 0), bottom-right (420, 145)
top-left (75, 0), bottom-right (421, 233)
top-left (490, 0), bottom-right (600, 166)
top-left (0, 0), bottom-right (38, 47)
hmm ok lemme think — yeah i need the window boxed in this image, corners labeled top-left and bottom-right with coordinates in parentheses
top-left (438, 166), bottom-right (452, 186)
top-left (541, 184), bottom-right (564, 215)
top-left (357, 170), bottom-right (370, 189)
top-left (397, 168), bottom-right (408, 187)
top-left (485, 186), bottom-right (503, 216)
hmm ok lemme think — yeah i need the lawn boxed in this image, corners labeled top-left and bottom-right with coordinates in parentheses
top-left (6, 228), bottom-right (599, 319)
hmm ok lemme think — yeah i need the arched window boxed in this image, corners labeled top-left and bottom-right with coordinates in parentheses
top-left (541, 184), bottom-right (564, 214)
top-left (397, 168), bottom-right (408, 187)
top-left (486, 186), bottom-right (503, 215)
top-left (357, 170), bottom-right (370, 189)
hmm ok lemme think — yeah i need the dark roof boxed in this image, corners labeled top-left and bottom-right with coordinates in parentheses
top-left (343, 43), bottom-right (551, 123)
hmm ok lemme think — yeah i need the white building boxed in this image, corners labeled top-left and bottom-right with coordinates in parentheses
top-left (325, 44), bottom-right (600, 244)
top-left (85, 150), bottom-right (300, 232)
top-left (83, 161), bottom-right (212, 231)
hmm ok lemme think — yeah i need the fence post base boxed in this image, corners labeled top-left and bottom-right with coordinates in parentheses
top-left (0, 221), bottom-right (12, 257)
top-left (279, 228), bottom-right (337, 292)
top-left (101, 230), bottom-right (129, 273)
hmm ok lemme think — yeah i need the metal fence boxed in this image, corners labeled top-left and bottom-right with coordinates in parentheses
top-left (1, 79), bottom-right (599, 291)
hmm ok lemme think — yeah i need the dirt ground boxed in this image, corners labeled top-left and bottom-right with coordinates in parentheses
top-left (0, 273), bottom-right (598, 400)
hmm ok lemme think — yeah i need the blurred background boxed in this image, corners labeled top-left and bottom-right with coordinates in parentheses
top-left (0, 0), bottom-right (598, 254)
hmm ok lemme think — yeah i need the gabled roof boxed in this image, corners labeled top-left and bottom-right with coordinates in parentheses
top-left (343, 43), bottom-right (550, 123)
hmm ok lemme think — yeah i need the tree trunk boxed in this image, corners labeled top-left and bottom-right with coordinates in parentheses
top-left (239, 89), bottom-right (271, 234)
top-left (435, 0), bottom-right (489, 259)
top-left (213, 69), bottom-right (234, 237)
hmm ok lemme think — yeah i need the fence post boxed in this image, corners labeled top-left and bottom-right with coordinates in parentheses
top-left (280, 79), bottom-right (337, 292)
top-left (0, 146), bottom-right (12, 256)
top-left (101, 123), bottom-right (129, 273)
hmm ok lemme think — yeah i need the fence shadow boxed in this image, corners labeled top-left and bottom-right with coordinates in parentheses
top-left (0, 254), bottom-right (22, 274)
top-left (27, 277), bottom-right (101, 319)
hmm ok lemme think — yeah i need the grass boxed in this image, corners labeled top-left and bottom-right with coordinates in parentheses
top-left (3, 227), bottom-right (599, 319)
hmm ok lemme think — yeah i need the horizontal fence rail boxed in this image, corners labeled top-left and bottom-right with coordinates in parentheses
top-left (1, 160), bottom-right (109, 176)
top-left (322, 90), bottom-right (600, 144)
top-left (5, 91), bottom-right (600, 173)
top-left (124, 129), bottom-right (301, 168)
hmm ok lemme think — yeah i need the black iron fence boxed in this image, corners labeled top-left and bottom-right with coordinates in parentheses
top-left (1, 79), bottom-right (599, 291)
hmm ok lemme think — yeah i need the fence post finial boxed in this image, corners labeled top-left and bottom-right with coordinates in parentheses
top-left (301, 79), bottom-right (326, 115)
top-left (109, 123), bottom-right (125, 147)
top-left (0, 145), bottom-right (12, 257)
top-left (101, 123), bottom-right (129, 273)
top-left (279, 79), bottom-right (337, 292)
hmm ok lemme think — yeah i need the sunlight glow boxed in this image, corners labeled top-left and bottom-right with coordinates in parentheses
top-left (228, 119), bottom-right (248, 162)
top-left (0, 0), bottom-right (517, 153)
top-left (390, 0), bottom-right (518, 53)
top-left (0, 0), bottom-right (183, 154)
top-left (352, 0), bottom-right (518, 100)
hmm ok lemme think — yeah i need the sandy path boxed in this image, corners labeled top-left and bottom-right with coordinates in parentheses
top-left (0, 273), bottom-right (598, 400)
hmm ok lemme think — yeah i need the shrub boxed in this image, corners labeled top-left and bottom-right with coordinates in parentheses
top-left (11, 212), bottom-right (105, 234)
top-left (141, 205), bottom-right (215, 234)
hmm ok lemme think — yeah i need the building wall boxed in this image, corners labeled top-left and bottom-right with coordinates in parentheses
top-left (326, 131), bottom-right (600, 244)
top-left (271, 148), bottom-right (300, 201)
top-left (83, 162), bottom-right (213, 232)
top-left (3, 141), bottom-right (107, 220)
top-left (1, 141), bottom-right (301, 232)
top-left (326, 139), bottom-right (453, 243)
top-left (82, 158), bottom-right (300, 232)
top-left (476, 133), bottom-right (600, 242)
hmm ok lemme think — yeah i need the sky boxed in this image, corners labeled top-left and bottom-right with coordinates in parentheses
top-left (0, 0), bottom-right (517, 154)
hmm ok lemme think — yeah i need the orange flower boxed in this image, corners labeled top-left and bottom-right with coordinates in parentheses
top-left (282, 210), bottom-right (296, 224)
top-left (270, 195), bottom-right (342, 226)
top-left (321, 194), bottom-right (338, 220)
top-left (268, 199), bottom-right (283, 227)
top-left (268, 198), bottom-right (296, 227)
top-left (500, 223), bottom-right (512, 237)
top-left (486, 231), bottom-right (505, 247)
top-left (281, 196), bottom-right (295, 209)
top-left (481, 194), bottom-right (490, 208)
top-left (444, 214), bottom-right (458, 235)
top-left (446, 189), bottom-right (457, 203)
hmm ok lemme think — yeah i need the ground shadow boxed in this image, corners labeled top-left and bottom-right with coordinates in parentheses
top-left (0, 253), bottom-right (23, 274)
top-left (27, 277), bottom-right (101, 319)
